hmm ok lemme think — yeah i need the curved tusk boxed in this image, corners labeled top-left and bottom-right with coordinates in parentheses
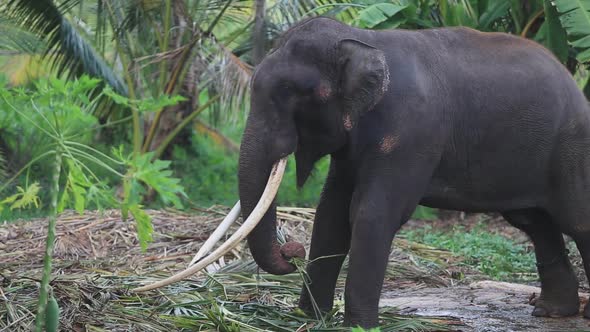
top-left (188, 201), bottom-right (241, 267)
top-left (132, 158), bottom-right (287, 292)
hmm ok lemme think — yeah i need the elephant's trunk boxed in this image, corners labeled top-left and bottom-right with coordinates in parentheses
top-left (238, 115), bottom-right (305, 275)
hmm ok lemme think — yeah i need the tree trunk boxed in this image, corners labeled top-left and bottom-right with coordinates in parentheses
top-left (252, 0), bottom-right (267, 65)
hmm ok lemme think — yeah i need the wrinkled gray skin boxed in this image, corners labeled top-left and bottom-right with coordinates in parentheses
top-left (238, 17), bottom-right (590, 328)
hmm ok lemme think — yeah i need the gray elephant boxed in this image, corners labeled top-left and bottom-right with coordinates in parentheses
top-left (136, 17), bottom-right (590, 328)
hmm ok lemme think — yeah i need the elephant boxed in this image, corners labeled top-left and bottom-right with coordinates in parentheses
top-left (237, 16), bottom-right (590, 327)
top-left (135, 17), bottom-right (590, 328)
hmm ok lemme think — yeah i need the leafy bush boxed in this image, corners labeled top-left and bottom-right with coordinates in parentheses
top-left (0, 76), bottom-right (186, 245)
top-left (0, 75), bottom-right (190, 331)
top-left (0, 76), bottom-right (100, 203)
top-left (412, 206), bottom-right (437, 220)
top-left (278, 155), bottom-right (329, 206)
top-left (171, 135), bottom-right (239, 207)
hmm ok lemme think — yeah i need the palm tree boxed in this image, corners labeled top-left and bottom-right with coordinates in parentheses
top-left (3, 0), bottom-right (251, 157)
top-left (252, 0), bottom-right (266, 65)
top-left (6, 0), bottom-right (590, 171)
top-left (2, 0), bottom-right (357, 159)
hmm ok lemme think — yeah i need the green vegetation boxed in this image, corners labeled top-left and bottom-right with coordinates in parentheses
top-left (171, 134), bottom-right (331, 208)
top-left (3, 0), bottom-right (590, 330)
top-left (401, 223), bottom-right (537, 281)
top-left (0, 76), bottom-right (187, 330)
top-left (4, 0), bottom-right (590, 219)
top-left (0, 76), bottom-right (185, 231)
top-left (352, 328), bottom-right (384, 332)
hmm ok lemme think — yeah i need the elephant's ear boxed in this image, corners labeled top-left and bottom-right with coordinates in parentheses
top-left (338, 39), bottom-right (390, 129)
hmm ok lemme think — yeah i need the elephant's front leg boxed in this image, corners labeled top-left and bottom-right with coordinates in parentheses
top-left (344, 168), bottom-right (430, 328)
top-left (298, 161), bottom-right (354, 316)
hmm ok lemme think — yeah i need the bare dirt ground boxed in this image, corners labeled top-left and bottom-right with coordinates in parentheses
top-left (382, 281), bottom-right (590, 332)
top-left (395, 213), bottom-right (590, 331)
top-left (2, 208), bottom-right (590, 331)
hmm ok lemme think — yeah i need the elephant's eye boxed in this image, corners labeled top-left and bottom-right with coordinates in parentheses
top-left (275, 83), bottom-right (293, 99)
top-left (299, 79), bottom-right (316, 94)
top-left (273, 80), bottom-right (314, 103)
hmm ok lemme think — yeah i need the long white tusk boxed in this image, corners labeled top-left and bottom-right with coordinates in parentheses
top-left (188, 201), bottom-right (241, 267)
top-left (132, 158), bottom-right (287, 292)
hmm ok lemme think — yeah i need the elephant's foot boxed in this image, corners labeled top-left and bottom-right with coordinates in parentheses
top-left (297, 303), bottom-right (326, 318)
top-left (583, 303), bottom-right (590, 319)
top-left (297, 293), bottom-right (333, 320)
top-left (532, 256), bottom-right (580, 318)
top-left (343, 306), bottom-right (379, 329)
top-left (531, 291), bottom-right (579, 318)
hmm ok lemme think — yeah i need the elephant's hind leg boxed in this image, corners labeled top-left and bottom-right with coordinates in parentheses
top-left (502, 208), bottom-right (579, 317)
top-left (569, 233), bottom-right (590, 318)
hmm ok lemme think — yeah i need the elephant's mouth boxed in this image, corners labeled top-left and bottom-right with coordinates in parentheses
top-left (131, 157), bottom-right (304, 292)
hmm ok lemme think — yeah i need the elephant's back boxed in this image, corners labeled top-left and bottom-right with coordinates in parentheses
top-left (422, 27), bottom-right (571, 94)
top-left (408, 28), bottom-right (590, 211)
top-left (375, 27), bottom-right (580, 114)
top-left (408, 27), bottom-right (585, 125)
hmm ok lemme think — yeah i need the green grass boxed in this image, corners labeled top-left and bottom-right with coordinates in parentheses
top-left (400, 223), bottom-right (537, 281)
top-left (0, 206), bottom-right (47, 222)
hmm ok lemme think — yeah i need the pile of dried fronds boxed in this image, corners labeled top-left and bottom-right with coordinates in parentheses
top-left (1, 207), bottom-right (462, 331)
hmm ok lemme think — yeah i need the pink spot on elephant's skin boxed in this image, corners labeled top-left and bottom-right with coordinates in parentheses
top-left (379, 135), bottom-right (399, 154)
top-left (343, 113), bottom-right (353, 131)
top-left (316, 82), bottom-right (332, 102)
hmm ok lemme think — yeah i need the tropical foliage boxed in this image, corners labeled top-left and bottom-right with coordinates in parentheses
top-left (0, 76), bottom-right (186, 245)
top-left (350, 0), bottom-right (590, 87)
top-left (3, 0), bottom-right (590, 330)
top-left (3, 0), bottom-right (590, 211)
top-left (0, 75), bottom-right (188, 330)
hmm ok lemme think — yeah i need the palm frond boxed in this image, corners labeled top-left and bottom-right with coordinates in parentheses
top-left (0, 16), bottom-right (45, 54)
top-left (196, 36), bottom-right (254, 124)
top-left (198, 0), bottom-right (358, 124)
top-left (120, 0), bottom-right (163, 33)
top-left (5, 0), bottom-right (127, 95)
top-left (58, 18), bottom-right (127, 93)
top-left (267, 0), bottom-right (357, 34)
top-left (146, 0), bottom-right (256, 124)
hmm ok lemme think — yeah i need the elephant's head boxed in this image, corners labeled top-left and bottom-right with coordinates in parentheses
top-left (131, 18), bottom-right (390, 292)
top-left (239, 17), bottom-right (390, 274)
